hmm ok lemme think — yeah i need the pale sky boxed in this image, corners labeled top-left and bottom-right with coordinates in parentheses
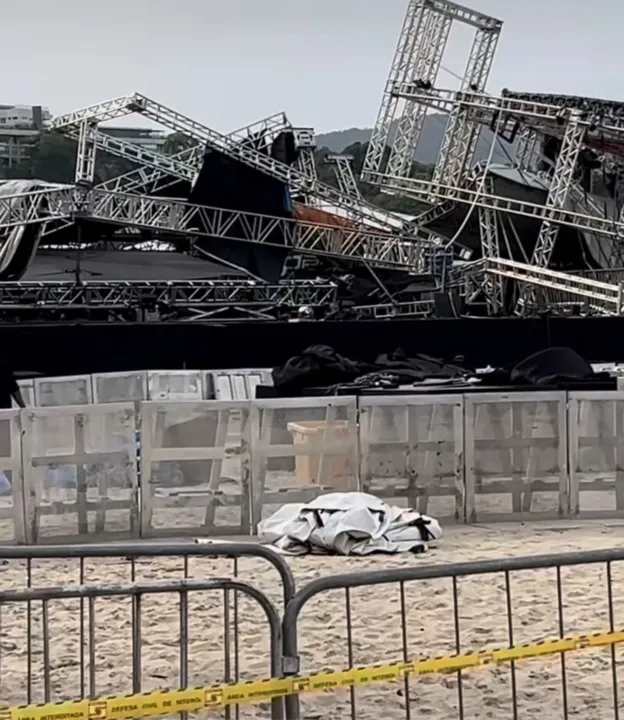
top-left (4, 0), bottom-right (621, 134)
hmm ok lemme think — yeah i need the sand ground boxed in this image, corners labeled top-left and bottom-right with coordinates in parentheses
top-left (1, 521), bottom-right (624, 718)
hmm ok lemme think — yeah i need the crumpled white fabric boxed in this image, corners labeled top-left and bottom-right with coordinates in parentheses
top-left (257, 492), bottom-right (442, 556)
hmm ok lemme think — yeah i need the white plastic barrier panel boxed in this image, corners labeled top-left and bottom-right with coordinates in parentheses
top-left (92, 371), bottom-right (149, 404)
top-left (359, 395), bottom-right (464, 524)
top-left (204, 369), bottom-right (272, 400)
top-left (464, 391), bottom-right (568, 522)
top-left (147, 371), bottom-right (204, 401)
top-left (21, 403), bottom-right (139, 543)
top-left (34, 375), bottom-right (93, 407)
top-left (139, 401), bottom-right (252, 537)
top-left (250, 396), bottom-right (359, 529)
top-left (0, 410), bottom-right (27, 543)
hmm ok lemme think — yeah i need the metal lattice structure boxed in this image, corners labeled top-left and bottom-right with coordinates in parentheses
top-left (4, 0), bottom-right (624, 321)
top-left (0, 279), bottom-right (338, 321)
top-left (325, 155), bottom-right (362, 198)
top-left (362, 0), bottom-right (624, 317)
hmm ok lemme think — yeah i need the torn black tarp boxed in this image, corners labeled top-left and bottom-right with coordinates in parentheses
top-left (269, 345), bottom-right (609, 397)
top-left (271, 346), bottom-right (472, 396)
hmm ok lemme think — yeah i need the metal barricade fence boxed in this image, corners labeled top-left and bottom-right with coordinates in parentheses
top-left (0, 578), bottom-right (284, 720)
top-left (281, 547), bottom-right (624, 720)
top-left (0, 542), bottom-right (295, 720)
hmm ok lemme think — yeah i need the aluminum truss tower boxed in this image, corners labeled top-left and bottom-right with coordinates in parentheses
top-left (362, 0), bottom-right (501, 187)
top-left (325, 155), bottom-right (361, 198)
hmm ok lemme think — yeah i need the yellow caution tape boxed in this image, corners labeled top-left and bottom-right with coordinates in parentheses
top-left (4, 628), bottom-right (624, 718)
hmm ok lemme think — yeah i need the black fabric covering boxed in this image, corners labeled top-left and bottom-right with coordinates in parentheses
top-left (271, 346), bottom-right (471, 396)
top-left (189, 150), bottom-right (293, 282)
top-left (510, 347), bottom-right (595, 385)
top-left (271, 345), bottom-right (602, 396)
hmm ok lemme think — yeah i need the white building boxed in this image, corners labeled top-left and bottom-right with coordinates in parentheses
top-left (0, 104), bottom-right (52, 129)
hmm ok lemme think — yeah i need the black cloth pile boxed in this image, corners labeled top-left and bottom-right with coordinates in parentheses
top-left (270, 345), bottom-right (610, 397)
top-left (271, 346), bottom-right (470, 396)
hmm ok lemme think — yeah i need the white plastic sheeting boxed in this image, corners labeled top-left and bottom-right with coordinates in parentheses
top-left (257, 492), bottom-right (442, 555)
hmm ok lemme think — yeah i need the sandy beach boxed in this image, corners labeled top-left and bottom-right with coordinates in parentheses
top-left (0, 521), bottom-right (623, 718)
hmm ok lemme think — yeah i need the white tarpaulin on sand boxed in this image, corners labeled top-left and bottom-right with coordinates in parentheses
top-left (257, 492), bottom-right (442, 556)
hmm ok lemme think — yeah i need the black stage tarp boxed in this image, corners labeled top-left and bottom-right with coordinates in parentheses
top-left (2, 316), bottom-right (624, 376)
top-left (23, 251), bottom-right (236, 281)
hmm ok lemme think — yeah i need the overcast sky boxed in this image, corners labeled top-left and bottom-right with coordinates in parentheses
top-left (4, 0), bottom-right (618, 133)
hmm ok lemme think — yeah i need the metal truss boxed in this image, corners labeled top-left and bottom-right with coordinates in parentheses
top-left (478, 176), bottom-right (503, 313)
top-left (325, 155), bottom-right (361, 198)
top-left (42, 112), bottom-right (293, 238)
top-left (49, 96), bottom-right (142, 129)
top-left (390, 86), bottom-right (624, 149)
top-left (362, 0), bottom-right (501, 183)
top-left (0, 186), bottom-right (77, 229)
top-left (0, 187), bottom-right (436, 270)
top-left (0, 279), bottom-right (338, 311)
top-left (429, 26), bottom-right (500, 195)
top-left (514, 126), bottom-right (539, 171)
top-left (61, 125), bottom-right (196, 185)
top-left (293, 128), bottom-right (317, 183)
top-left (386, 10), bottom-right (451, 180)
top-left (51, 92), bottom-right (412, 234)
top-left (365, 167), bottom-right (624, 238)
top-left (524, 110), bottom-right (586, 284)
top-left (501, 90), bottom-right (624, 127)
top-left (486, 257), bottom-right (624, 315)
top-left (354, 298), bottom-right (434, 319)
top-left (83, 191), bottom-right (430, 270)
top-left (361, 0), bottom-right (430, 181)
top-left (75, 121), bottom-right (98, 184)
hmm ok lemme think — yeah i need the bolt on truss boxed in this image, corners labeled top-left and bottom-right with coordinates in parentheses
top-left (0, 279), bottom-right (338, 311)
top-left (325, 155), bottom-right (361, 198)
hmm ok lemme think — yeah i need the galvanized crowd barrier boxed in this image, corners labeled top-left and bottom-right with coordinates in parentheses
top-left (0, 389), bottom-right (624, 543)
top-left (281, 546), bottom-right (624, 720)
top-left (0, 542), bottom-right (296, 719)
top-left (3, 545), bottom-right (624, 719)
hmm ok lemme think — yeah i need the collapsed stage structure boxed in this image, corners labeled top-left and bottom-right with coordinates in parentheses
top-left (1, 0), bottom-right (624, 321)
